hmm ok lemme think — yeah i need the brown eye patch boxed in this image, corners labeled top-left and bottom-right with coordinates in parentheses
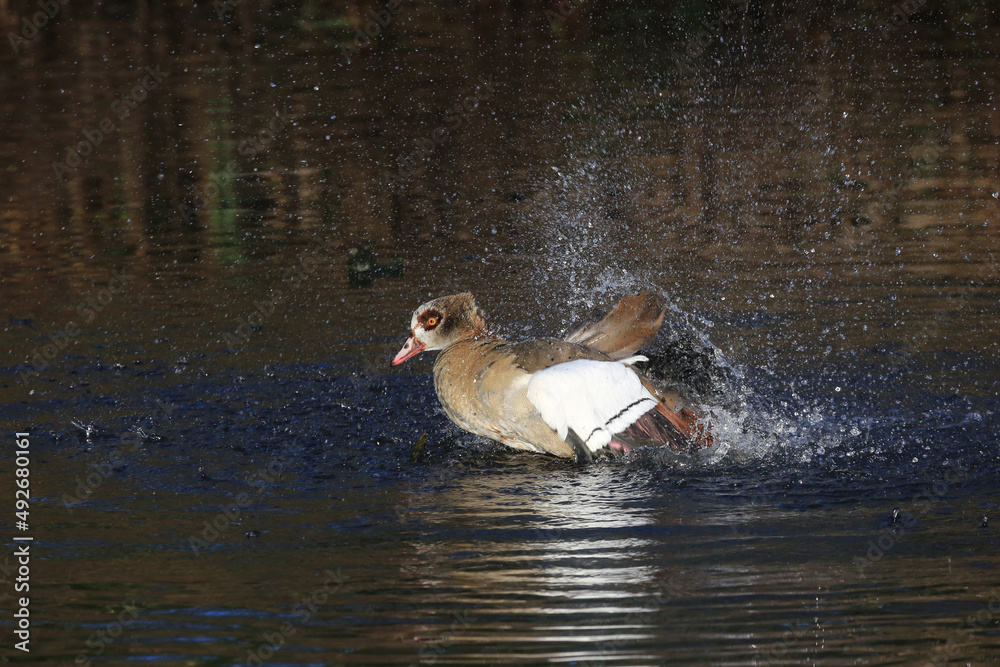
top-left (419, 309), bottom-right (443, 330)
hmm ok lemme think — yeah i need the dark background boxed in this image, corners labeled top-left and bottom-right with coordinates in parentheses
top-left (1, 1), bottom-right (999, 665)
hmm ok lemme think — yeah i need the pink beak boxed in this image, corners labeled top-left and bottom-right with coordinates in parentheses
top-left (392, 336), bottom-right (425, 365)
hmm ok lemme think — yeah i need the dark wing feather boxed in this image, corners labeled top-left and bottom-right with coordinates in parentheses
top-left (564, 291), bottom-right (668, 360)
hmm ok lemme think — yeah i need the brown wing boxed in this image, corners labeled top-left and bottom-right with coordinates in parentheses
top-left (564, 291), bottom-right (668, 360)
top-left (631, 376), bottom-right (714, 451)
top-left (617, 405), bottom-right (713, 453)
top-left (504, 338), bottom-right (609, 373)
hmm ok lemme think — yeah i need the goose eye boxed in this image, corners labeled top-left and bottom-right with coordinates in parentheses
top-left (419, 309), bottom-right (443, 330)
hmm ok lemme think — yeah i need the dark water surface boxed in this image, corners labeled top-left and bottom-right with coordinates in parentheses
top-left (2, 1), bottom-right (1000, 665)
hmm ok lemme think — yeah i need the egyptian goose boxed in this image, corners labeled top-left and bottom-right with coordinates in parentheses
top-left (392, 291), bottom-right (713, 462)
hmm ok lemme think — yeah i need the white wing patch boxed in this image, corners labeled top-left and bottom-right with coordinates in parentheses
top-left (525, 359), bottom-right (658, 453)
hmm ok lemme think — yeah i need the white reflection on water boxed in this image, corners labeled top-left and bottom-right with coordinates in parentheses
top-left (397, 463), bottom-right (692, 662)
top-left (527, 468), bottom-right (658, 590)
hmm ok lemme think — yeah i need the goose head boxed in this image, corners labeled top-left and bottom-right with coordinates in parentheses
top-left (392, 293), bottom-right (487, 365)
